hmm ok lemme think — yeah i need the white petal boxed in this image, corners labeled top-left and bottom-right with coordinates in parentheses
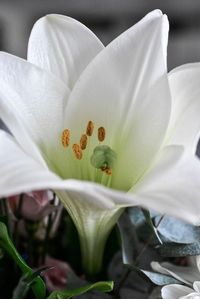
top-left (167, 63), bottom-right (200, 153)
top-left (0, 130), bottom-right (60, 196)
top-left (0, 129), bottom-right (156, 213)
top-left (195, 256), bottom-right (200, 273)
top-left (0, 52), bottom-right (70, 161)
top-left (0, 131), bottom-right (112, 207)
top-left (64, 10), bottom-right (171, 190)
top-left (28, 14), bottom-right (104, 88)
top-left (0, 130), bottom-right (132, 209)
top-left (131, 145), bottom-right (200, 225)
top-left (0, 130), bottom-right (124, 274)
top-left (151, 261), bottom-right (198, 285)
top-left (161, 285), bottom-right (194, 299)
top-left (193, 281), bottom-right (200, 293)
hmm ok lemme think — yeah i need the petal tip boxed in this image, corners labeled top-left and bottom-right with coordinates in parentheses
top-left (147, 9), bottom-right (163, 19)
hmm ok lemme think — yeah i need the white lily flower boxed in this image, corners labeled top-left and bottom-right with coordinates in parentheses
top-left (0, 10), bottom-right (200, 274)
top-left (162, 283), bottom-right (200, 299)
top-left (152, 257), bottom-right (200, 298)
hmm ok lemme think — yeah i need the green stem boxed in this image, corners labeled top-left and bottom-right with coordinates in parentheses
top-left (41, 213), bottom-right (52, 264)
top-left (79, 229), bottom-right (109, 277)
top-left (56, 190), bottom-right (124, 277)
top-left (77, 208), bottom-right (124, 277)
top-left (0, 222), bottom-right (46, 299)
top-left (25, 221), bottom-right (39, 266)
top-left (1, 197), bottom-right (12, 236)
top-left (16, 193), bottom-right (24, 218)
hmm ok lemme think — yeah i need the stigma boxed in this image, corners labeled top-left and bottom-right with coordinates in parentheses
top-left (90, 145), bottom-right (117, 175)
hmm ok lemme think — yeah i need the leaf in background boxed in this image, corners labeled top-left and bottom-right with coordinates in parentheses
top-left (12, 268), bottom-right (51, 299)
top-left (124, 264), bottom-right (181, 286)
top-left (149, 287), bottom-right (162, 299)
top-left (12, 273), bottom-right (32, 299)
top-left (139, 270), bottom-right (181, 286)
top-left (159, 242), bottom-right (200, 257)
top-left (118, 211), bottom-right (140, 264)
top-left (66, 270), bottom-right (93, 290)
top-left (127, 207), bottom-right (155, 246)
top-left (0, 221), bottom-right (46, 299)
top-left (142, 209), bottom-right (163, 245)
top-left (46, 281), bottom-right (114, 299)
top-left (154, 215), bottom-right (200, 244)
top-left (127, 207), bottom-right (146, 227)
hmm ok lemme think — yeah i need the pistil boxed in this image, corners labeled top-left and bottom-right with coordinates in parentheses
top-left (90, 145), bottom-right (117, 175)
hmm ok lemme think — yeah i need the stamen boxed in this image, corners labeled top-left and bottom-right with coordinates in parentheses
top-left (62, 129), bottom-right (70, 147)
top-left (86, 121), bottom-right (94, 136)
top-left (80, 134), bottom-right (88, 150)
top-left (98, 127), bottom-right (106, 142)
top-left (72, 144), bottom-right (83, 160)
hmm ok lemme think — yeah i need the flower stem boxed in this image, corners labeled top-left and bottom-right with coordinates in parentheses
top-left (79, 229), bottom-right (108, 277)
top-left (76, 208), bottom-right (124, 277)
top-left (56, 190), bottom-right (123, 277)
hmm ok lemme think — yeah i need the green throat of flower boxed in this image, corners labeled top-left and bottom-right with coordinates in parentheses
top-left (61, 120), bottom-right (117, 186)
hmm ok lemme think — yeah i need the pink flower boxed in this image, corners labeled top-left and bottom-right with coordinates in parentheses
top-left (42, 256), bottom-right (72, 291)
top-left (9, 191), bottom-right (55, 221)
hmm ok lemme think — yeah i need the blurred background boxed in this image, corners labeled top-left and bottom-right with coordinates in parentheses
top-left (0, 0), bottom-right (200, 71)
top-left (1, 0), bottom-right (200, 154)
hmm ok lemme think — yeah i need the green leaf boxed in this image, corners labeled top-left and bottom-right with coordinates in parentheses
top-left (46, 281), bottom-right (114, 299)
top-left (12, 267), bottom-right (51, 299)
top-left (124, 264), bottom-right (181, 286)
top-left (159, 242), bottom-right (200, 257)
top-left (0, 221), bottom-right (46, 299)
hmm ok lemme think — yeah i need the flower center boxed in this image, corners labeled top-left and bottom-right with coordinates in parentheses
top-left (61, 121), bottom-right (117, 184)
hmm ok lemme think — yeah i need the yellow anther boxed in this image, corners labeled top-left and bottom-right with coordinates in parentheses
top-left (62, 129), bottom-right (70, 147)
top-left (98, 127), bottom-right (106, 142)
top-left (80, 134), bottom-right (88, 150)
top-left (86, 121), bottom-right (94, 136)
top-left (101, 166), bottom-right (112, 176)
top-left (72, 144), bottom-right (83, 160)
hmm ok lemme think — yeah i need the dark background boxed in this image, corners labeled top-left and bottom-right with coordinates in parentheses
top-left (0, 0), bottom-right (200, 70)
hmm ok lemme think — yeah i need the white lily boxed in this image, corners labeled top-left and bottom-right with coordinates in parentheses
top-left (0, 10), bottom-right (200, 274)
top-left (152, 257), bottom-right (200, 298)
top-left (162, 283), bottom-right (200, 299)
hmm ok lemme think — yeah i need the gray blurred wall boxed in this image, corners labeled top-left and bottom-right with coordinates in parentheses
top-left (1, 0), bottom-right (200, 152)
top-left (0, 0), bottom-right (200, 70)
